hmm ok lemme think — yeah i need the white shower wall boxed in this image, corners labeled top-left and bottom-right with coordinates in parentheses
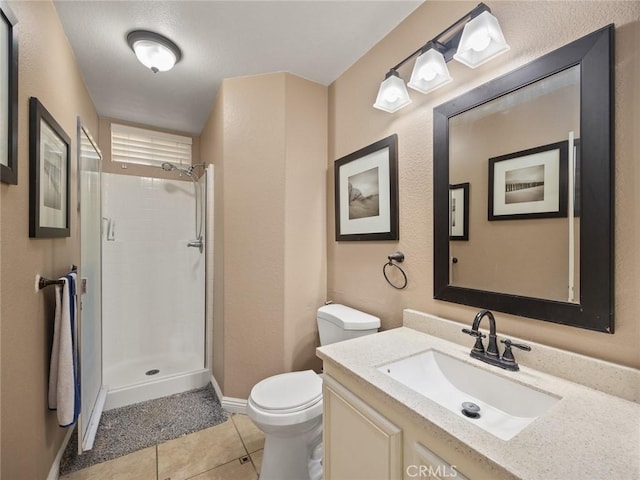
top-left (102, 173), bottom-right (205, 397)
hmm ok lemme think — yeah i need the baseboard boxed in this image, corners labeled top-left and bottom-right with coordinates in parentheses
top-left (221, 396), bottom-right (248, 414)
top-left (209, 374), bottom-right (247, 414)
top-left (47, 427), bottom-right (74, 480)
top-left (209, 374), bottom-right (224, 403)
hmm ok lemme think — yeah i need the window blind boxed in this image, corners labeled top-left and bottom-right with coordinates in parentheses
top-left (110, 123), bottom-right (192, 167)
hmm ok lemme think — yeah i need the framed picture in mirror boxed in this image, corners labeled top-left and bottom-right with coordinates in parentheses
top-left (449, 182), bottom-right (469, 240)
top-left (488, 141), bottom-right (568, 221)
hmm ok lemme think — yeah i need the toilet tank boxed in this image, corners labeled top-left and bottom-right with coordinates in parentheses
top-left (317, 304), bottom-right (380, 346)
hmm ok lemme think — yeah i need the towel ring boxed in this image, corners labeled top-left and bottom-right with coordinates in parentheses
top-left (383, 252), bottom-right (407, 290)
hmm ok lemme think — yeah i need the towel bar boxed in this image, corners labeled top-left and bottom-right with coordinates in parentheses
top-left (35, 265), bottom-right (78, 291)
top-left (36, 275), bottom-right (65, 290)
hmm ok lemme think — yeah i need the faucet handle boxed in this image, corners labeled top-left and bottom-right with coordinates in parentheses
top-left (500, 338), bottom-right (531, 366)
top-left (462, 328), bottom-right (486, 354)
top-left (462, 328), bottom-right (486, 339)
top-left (500, 338), bottom-right (531, 351)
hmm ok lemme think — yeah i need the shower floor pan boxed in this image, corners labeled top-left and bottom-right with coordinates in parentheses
top-left (104, 354), bottom-right (209, 410)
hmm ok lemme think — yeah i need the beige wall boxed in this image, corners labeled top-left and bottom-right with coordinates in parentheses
top-left (201, 75), bottom-right (228, 389)
top-left (328, 1), bottom-right (640, 369)
top-left (0, 1), bottom-right (99, 478)
top-left (200, 73), bottom-right (327, 398)
top-left (283, 75), bottom-right (328, 372)
top-left (205, 83), bottom-right (226, 389)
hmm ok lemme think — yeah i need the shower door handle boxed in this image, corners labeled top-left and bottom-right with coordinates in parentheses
top-left (102, 217), bottom-right (116, 241)
top-left (109, 220), bottom-right (116, 241)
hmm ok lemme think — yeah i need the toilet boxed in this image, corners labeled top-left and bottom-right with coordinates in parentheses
top-left (246, 304), bottom-right (380, 480)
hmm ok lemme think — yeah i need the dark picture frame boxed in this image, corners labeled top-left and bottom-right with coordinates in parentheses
top-left (488, 141), bottom-right (568, 221)
top-left (0, 1), bottom-right (18, 185)
top-left (29, 97), bottom-right (71, 238)
top-left (334, 134), bottom-right (398, 241)
top-left (449, 182), bottom-right (469, 241)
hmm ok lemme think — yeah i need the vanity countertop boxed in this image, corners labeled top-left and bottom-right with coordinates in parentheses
top-left (317, 326), bottom-right (640, 480)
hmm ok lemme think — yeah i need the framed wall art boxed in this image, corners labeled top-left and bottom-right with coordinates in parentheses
top-left (29, 97), bottom-right (71, 238)
top-left (449, 182), bottom-right (469, 241)
top-left (488, 141), bottom-right (568, 221)
top-left (334, 134), bottom-right (398, 241)
top-left (0, 1), bottom-right (18, 185)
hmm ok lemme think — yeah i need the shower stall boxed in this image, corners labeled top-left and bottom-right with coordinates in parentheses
top-left (101, 165), bottom-right (212, 410)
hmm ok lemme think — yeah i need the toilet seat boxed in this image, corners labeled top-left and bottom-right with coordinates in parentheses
top-left (247, 370), bottom-right (323, 428)
top-left (250, 370), bottom-right (322, 414)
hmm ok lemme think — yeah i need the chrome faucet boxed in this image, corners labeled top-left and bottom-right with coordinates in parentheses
top-left (462, 309), bottom-right (531, 371)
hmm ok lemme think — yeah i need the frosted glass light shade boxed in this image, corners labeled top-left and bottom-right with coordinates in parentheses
top-left (407, 48), bottom-right (452, 94)
top-left (373, 71), bottom-right (411, 113)
top-left (133, 40), bottom-right (177, 72)
top-left (127, 30), bottom-right (182, 73)
top-left (453, 11), bottom-right (510, 69)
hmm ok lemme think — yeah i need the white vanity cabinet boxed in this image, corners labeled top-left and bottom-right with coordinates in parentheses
top-left (322, 370), bottom-right (510, 480)
top-left (318, 323), bottom-right (640, 480)
top-left (323, 375), bottom-right (403, 480)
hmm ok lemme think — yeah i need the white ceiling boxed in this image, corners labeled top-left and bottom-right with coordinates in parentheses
top-left (54, 1), bottom-right (423, 135)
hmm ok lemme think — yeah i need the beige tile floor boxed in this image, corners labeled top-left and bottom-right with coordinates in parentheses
top-left (60, 414), bottom-right (264, 480)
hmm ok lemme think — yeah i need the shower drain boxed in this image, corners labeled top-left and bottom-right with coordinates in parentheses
top-left (145, 369), bottom-right (160, 376)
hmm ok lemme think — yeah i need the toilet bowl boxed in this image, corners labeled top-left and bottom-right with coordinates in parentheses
top-left (247, 370), bottom-right (323, 480)
top-left (246, 304), bottom-right (380, 480)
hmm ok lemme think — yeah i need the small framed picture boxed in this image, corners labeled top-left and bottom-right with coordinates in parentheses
top-left (334, 134), bottom-right (398, 241)
top-left (0, 2), bottom-right (18, 185)
top-left (29, 97), bottom-right (71, 238)
top-left (449, 182), bottom-right (469, 241)
top-left (488, 141), bottom-right (568, 221)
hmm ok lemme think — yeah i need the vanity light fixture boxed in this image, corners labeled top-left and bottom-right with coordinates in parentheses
top-left (373, 70), bottom-right (412, 113)
top-left (407, 44), bottom-right (452, 94)
top-left (127, 30), bottom-right (182, 73)
top-left (453, 10), bottom-right (510, 68)
top-left (373, 3), bottom-right (509, 113)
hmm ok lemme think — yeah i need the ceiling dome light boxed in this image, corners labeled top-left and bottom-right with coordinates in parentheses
top-left (407, 47), bottom-right (452, 94)
top-left (373, 70), bottom-right (411, 113)
top-left (127, 30), bottom-right (182, 73)
top-left (453, 11), bottom-right (509, 69)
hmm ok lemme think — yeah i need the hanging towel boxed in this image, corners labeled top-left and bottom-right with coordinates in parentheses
top-left (48, 272), bottom-right (80, 427)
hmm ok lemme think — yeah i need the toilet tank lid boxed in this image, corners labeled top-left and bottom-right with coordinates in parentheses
top-left (317, 304), bottom-right (380, 330)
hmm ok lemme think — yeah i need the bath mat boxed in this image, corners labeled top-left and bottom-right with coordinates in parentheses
top-left (60, 383), bottom-right (228, 475)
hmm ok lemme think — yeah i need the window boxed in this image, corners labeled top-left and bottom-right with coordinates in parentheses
top-left (110, 123), bottom-right (192, 167)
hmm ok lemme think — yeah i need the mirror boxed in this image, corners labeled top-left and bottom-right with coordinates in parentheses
top-left (433, 25), bottom-right (614, 333)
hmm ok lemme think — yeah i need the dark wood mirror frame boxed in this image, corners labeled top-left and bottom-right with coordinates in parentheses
top-left (433, 25), bottom-right (614, 333)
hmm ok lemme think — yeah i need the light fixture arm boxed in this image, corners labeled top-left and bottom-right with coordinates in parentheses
top-left (388, 3), bottom-right (491, 72)
top-left (375, 2), bottom-right (508, 112)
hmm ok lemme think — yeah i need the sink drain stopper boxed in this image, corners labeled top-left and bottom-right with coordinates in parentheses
top-left (461, 401), bottom-right (481, 418)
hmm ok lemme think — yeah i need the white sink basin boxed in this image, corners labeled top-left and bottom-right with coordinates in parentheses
top-left (377, 349), bottom-right (560, 441)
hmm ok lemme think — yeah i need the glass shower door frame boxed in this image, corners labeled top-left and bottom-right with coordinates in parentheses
top-left (77, 119), bottom-right (106, 452)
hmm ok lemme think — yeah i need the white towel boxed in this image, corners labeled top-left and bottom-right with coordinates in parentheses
top-left (48, 273), bottom-right (79, 427)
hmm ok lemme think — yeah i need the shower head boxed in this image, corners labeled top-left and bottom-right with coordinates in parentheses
top-left (161, 162), bottom-right (200, 179)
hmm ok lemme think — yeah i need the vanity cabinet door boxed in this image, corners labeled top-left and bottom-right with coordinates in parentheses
top-left (323, 375), bottom-right (403, 480)
top-left (405, 441), bottom-right (469, 480)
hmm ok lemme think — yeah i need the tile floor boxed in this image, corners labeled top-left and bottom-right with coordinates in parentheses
top-left (60, 414), bottom-right (264, 480)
